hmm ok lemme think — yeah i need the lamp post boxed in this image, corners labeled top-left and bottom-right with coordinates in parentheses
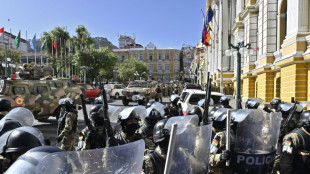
top-left (80, 66), bottom-right (88, 83)
top-left (113, 67), bottom-right (119, 82)
top-left (134, 71), bottom-right (139, 80)
top-left (225, 41), bottom-right (252, 109)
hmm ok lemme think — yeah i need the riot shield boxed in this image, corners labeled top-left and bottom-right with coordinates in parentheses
top-left (164, 115), bottom-right (199, 133)
top-left (170, 94), bottom-right (180, 102)
top-left (232, 109), bottom-right (282, 174)
top-left (118, 106), bottom-right (146, 119)
top-left (0, 107), bottom-right (35, 126)
top-left (5, 146), bottom-right (62, 174)
top-left (34, 139), bottom-right (145, 174)
top-left (149, 102), bottom-right (165, 116)
top-left (0, 126), bottom-right (45, 154)
top-left (106, 105), bottom-right (122, 118)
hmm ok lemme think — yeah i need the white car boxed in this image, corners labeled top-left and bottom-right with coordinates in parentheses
top-left (105, 84), bottom-right (125, 99)
top-left (177, 89), bottom-right (224, 115)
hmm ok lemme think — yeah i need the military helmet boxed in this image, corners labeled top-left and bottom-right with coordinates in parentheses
top-left (2, 129), bottom-right (42, 154)
top-left (170, 94), bottom-right (180, 106)
top-left (270, 98), bottom-right (281, 110)
top-left (298, 110), bottom-right (310, 128)
top-left (188, 106), bottom-right (203, 123)
top-left (0, 120), bottom-right (22, 136)
top-left (59, 98), bottom-right (74, 106)
top-left (220, 95), bottom-right (230, 107)
top-left (117, 110), bottom-right (140, 126)
top-left (89, 104), bottom-right (104, 126)
top-left (0, 98), bottom-right (11, 112)
top-left (245, 98), bottom-right (260, 109)
top-left (153, 118), bottom-right (169, 143)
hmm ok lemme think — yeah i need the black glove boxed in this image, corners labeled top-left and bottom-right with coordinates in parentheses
top-left (57, 136), bottom-right (62, 143)
top-left (263, 106), bottom-right (272, 113)
top-left (220, 150), bottom-right (231, 161)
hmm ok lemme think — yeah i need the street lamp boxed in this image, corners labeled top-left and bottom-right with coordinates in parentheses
top-left (113, 67), bottom-right (119, 82)
top-left (134, 71), bottom-right (139, 80)
top-left (225, 41), bottom-right (253, 109)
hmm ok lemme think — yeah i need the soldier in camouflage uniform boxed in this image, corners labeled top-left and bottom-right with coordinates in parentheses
top-left (0, 98), bottom-right (11, 119)
top-left (57, 98), bottom-right (78, 151)
top-left (280, 110), bottom-right (310, 174)
top-left (79, 104), bottom-right (116, 150)
top-left (143, 118), bottom-right (169, 174)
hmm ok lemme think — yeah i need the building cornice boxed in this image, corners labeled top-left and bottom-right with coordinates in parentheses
top-left (240, 5), bottom-right (258, 19)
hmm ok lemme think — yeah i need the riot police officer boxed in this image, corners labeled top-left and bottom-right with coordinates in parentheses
top-left (0, 128), bottom-right (43, 172)
top-left (0, 98), bottom-right (11, 119)
top-left (113, 107), bottom-right (143, 146)
top-left (143, 118), bottom-right (169, 174)
top-left (79, 104), bottom-right (116, 150)
top-left (280, 110), bottom-right (310, 174)
top-left (245, 98), bottom-right (263, 109)
top-left (219, 95), bottom-right (232, 109)
top-left (165, 94), bottom-right (181, 117)
top-left (57, 98), bottom-right (78, 151)
top-left (188, 105), bottom-right (204, 124)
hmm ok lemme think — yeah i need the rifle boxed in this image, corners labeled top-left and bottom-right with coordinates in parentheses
top-left (279, 102), bottom-right (298, 144)
top-left (80, 94), bottom-right (92, 130)
top-left (203, 72), bottom-right (212, 125)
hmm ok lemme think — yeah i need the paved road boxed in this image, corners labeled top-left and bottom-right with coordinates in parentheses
top-left (33, 97), bottom-right (171, 146)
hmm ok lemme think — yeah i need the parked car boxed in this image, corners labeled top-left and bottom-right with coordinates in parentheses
top-left (105, 84), bottom-right (125, 99)
top-left (177, 89), bottom-right (224, 115)
top-left (77, 83), bottom-right (101, 99)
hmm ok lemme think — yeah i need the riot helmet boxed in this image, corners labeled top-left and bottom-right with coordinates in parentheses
top-left (0, 98), bottom-right (11, 112)
top-left (188, 106), bottom-right (203, 123)
top-left (220, 96), bottom-right (230, 107)
top-left (89, 104), bottom-right (104, 126)
top-left (245, 98), bottom-right (262, 109)
top-left (0, 120), bottom-right (22, 136)
top-left (170, 94), bottom-right (180, 106)
top-left (270, 98), bottom-right (281, 110)
top-left (146, 101), bottom-right (157, 108)
top-left (298, 110), bottom-right (310, 128)
top-left (59, 98), bottom-right (74, 111)
top-left (118, 110), bottom-right (140, 136)
top-left (153, 118), bottom-right (169, 144)
top-left (146, 107), bottom-right (162, 126)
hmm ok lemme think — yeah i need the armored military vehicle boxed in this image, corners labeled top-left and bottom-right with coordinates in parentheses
top-left (122, 80), bottom-right (157, 106)
top-left (0, 65), bottom-right (83, 121)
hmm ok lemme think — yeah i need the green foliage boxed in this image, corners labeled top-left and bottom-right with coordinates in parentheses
top-left (119, 58), bottom-right (148, 81)
top-left (73, 47), bottom-right (118, 82)
top-left (0, 47), bottom-right (21, 64)
top-left (73, 25), bottom-right (94, 51)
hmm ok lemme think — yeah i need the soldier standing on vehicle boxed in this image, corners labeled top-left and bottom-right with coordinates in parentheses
top-left (112, 107), bottom-right (143, 146)
top-left (143, 118), bottom-right (169, 174)
top-left (79, 104), bottom-right (116, 150)
top-left (280, 110), bottom-right (310, 174)
top-left (57, 98), bottom-right (78, 151)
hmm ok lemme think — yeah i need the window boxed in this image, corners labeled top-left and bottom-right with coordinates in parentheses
top-left (148, 54), bottom-right (153, 62)
top-left (12, 86), bottom-right (26, 94)
top-left (149, 64), bottom-right (153, 72)
top-left (174, 54), bottom-right (179, 61)
top-left (85, 85), bottom-right (94, 89)
top-left (189, 94), bottom-right (205, 105)
top-left (165, 64), bottom-right (170, 71)
top-left (174, 65), bottom-right (179, 72)
top-left (158, 54), bottom-right (162, 61)
top-left (55, 83), bottom-right (64, 88)
top-left (37, 86), bottom-right (48, 94)
top-left (139, 54), bottom-right (144, 61)
top-left (158, 64), bottom-right (162, 71)
top-left (165, 54), bottom-right (170, 61)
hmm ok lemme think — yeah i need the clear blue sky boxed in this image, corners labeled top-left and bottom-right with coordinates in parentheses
top-left (1, 0), bottom-right (206, 49)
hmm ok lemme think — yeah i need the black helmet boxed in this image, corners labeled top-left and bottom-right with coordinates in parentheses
top-left (118, 110), bottom-right (140, 125)
top-left (209, 107), bottom-right (218, 118)
top-left (2, 129), bottom-right (42, 155)
top-left (245, 98), bottom-right (261, 109)
top-left (220, 96), bottom-right (230, 107)
top-left (270, 98), bottom-right (281, 110)
top-left (59, 98), bottom-right (74, 110)
top-left (146, 108), bottom-right (162, 122)
top-left (170, 95), bottom-right (180, 106)
top-left (153, 118), bottom-right (169, 143)
top-left (0, 120), bottom-right (22, 136)
top-left (146, 101), bottom-right (156, 108)
top-left (89, 104), bottom-right (104, 126)
top-left (298, 110), bottom-right (310, 128)
top-left (118, 110), bottom-right (140, 135)
top-left (0, 98), bottom-right (11, 112)
top-left (188, 106), bottom-right (203, 123)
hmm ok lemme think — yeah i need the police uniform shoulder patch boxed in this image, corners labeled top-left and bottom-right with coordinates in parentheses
top-left (282, 138), bottom-right (293, 154)
top-left (210, 136), bottom-right (220, 154)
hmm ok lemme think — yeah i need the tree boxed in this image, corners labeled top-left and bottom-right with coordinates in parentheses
top-left (118, 58), bottom-right (148, 82)
top-left (73, 25), bottom-right (94, 51)
top-left (73, 47), bottom-right (118, 83)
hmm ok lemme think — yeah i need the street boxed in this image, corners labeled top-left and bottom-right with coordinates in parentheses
top-left (33, 97), bottom-right (171, 146)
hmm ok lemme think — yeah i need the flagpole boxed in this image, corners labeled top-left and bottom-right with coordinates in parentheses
top-left (64, 39), bottom-right (67, 78)
top-left (60, 37), bottom-right (63, 78)
top-left (52, 37), bottom-right (54, 76)
top-left (26, 30), bottom-right (28, 64)
top-left (41, 36), bottom-right (43, 65)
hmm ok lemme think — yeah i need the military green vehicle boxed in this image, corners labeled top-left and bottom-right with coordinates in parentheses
top-left (122, 80), bottom-right (157, 106)
top-left (0, 65), bottom-right (83, 121)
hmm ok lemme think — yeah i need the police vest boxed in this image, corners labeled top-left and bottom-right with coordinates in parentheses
top-left (292, 128), bottom-right (310, 173)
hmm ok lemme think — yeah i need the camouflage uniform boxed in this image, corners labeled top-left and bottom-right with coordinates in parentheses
top-left (223, 85), bottom-right (229, 95)
top-left (138, 120), bottom-right (156, 153)
top-left (0, 155), bottom-right (10, 173)
top-left (143, 146), bottom-right (166, 174)
top-left (58, 111), bottom-right (78, 151)
top-left (280, 127), bottom-right (310, 174)
top-left (113, 131), bottom-right (143, 146)
top-left (164, 85), bottom-right (168, 97)
top-left (228, 85), bottom-right (234, 95)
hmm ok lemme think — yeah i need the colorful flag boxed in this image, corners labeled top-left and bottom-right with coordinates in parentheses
top-left (53, 38), bottom-right (58, 53)
top-left (41, 37), bottom-right (47, 51)
top-left (30, 33), bottom-right (36, 49)
top-left (15, 31), bottom-right (21, 49)
top-left (0, 27), bottom-right (4, 36)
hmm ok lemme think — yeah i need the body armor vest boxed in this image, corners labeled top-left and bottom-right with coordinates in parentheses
top-left (86, 127), bottom-right (107, 149)
top-left (292, 128), bottom-right (310, 173)
top-left (148, 150), bottom-right (165, 174)
top-left (114, 132), bottom-right (142, 146)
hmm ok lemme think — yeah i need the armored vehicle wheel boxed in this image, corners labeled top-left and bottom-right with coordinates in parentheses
top-left (115, 93), bottom-right (120, 99)
top-left (122, 97), bottom-right (129, 106)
